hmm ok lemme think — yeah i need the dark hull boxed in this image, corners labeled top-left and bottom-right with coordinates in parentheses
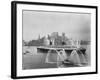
top-left (37, 47), bottom-right (86, 55)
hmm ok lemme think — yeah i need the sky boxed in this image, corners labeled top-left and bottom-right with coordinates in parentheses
top-left (23, 10), bottom-right (91, 41)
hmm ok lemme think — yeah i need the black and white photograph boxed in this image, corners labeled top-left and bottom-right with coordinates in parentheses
top-left (11, 1), bottom-right (97, 79)
top-left (22, 10), bottom-right (91, 69)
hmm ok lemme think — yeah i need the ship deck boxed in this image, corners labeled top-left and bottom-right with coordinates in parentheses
top-left (37, 45), bottom-right (85, 50)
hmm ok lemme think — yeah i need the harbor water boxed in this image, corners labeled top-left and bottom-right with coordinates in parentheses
top-left (22, 45), bottom-right (90, 70)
